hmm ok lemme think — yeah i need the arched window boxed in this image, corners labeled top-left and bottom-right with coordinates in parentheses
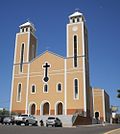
top-left (77, 17), bottom-right (80, 22)
top-left (74, 35), bottom-right (77, 67)
top-left (17, 83), bottom-right (22, 101)
top-left (74, 79), bottom-right (79, 99)
top-left (31, 85), bottom-right (36, 93)
top-left (73, 18), bottom-right (75, 23)
top-left (43, 84), bottom-right (48, 93)
top-left (20, 43), bottom-right (24, 72)
top-left (57, 83), bottom-right (62, 92)
top-left (22, 28), bottom-right (24, 32)
top-left (26, 27), bottom-right (28, 32)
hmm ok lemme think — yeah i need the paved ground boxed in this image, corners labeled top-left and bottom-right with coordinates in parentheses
top-left (0, 124), bottom-right (120, 134)
top-left (104, 128), bottom-right (120, 134)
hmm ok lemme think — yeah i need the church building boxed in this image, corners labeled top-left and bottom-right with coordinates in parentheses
top-left (10, 11), bottom-right (110, 125)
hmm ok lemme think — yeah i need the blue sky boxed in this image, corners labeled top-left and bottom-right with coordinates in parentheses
top-left (0, 0), bottom-right (120, 111)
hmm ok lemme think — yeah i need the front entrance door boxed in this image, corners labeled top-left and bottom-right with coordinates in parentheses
top-left (31, 104), bottom-right (35, 115)
top-left (43, 102), bottom-right (49, 115)
top-left (57, 103), bottom-right (63, 115)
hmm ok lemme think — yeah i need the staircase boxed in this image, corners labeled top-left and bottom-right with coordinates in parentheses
top-left (35, 115), bottom-right (73, 127)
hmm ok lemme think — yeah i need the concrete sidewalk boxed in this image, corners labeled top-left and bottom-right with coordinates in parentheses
top-left (104, 128), bottom-right (120, 134)
top-left (76, 123), bottom-right (110, 128)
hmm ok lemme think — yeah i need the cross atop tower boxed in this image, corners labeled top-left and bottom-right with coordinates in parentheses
top-left (75, 8), bottom-right (80, 12)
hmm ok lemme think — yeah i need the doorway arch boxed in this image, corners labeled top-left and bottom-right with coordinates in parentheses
top-left (40, 101), bottom-right (50, 115)
top-left (29, 103), bottom-right (36, 115)
top-left (43, 102), bottom-right (49, 115)
top-left (56, 102), bottom-right (63, 115)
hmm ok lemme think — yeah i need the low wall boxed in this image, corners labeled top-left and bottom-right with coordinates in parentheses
top-left (73, 115), bottom-right (92, 125)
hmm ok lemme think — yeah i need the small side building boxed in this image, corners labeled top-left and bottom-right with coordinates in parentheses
top-left (93, 88), bottom-right (110, 123)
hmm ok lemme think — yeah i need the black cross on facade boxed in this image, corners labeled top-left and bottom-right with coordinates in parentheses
top-left (43, 62), bottom-right (50, 82)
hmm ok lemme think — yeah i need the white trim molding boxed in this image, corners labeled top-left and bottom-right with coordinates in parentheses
top-left (28, 102), bottom-right (37, 115)
top-left (82, 22), bottom-right (87, 117)
top-left (25, 63), bottom-right (30, 114)
top-left (40, 100), bottom-right (51, 115)
top-left (10, 33), bottom-right (19, 112)
top-left (92, 88), bottom-right (94, 116)
top-left (55, 101), bottom-right (64, 115)
top-left (27, 31), bottom-right (30, 62)
top-left (102, 89), bottom-right (106, 122)
top-left (13, 34), bottom-right (18, 64)
top-left (64, 59), bottom-right (67, 115)
top-left (9, 66), bottom-right (15, 112)
top-left (66, 24), bottom-right (69, 57)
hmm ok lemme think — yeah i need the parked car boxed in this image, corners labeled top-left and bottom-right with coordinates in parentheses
top-left (3, 116), bottom-right (14, 125)
top-left (46, 117), bottom-right (62, 127)
top-left (14, 114), bottom-right (38, 126)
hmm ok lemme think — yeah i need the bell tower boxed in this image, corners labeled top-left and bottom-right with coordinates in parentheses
top-left (10, 21), bottom-right (37, 114)
top-left (14, 21), bottom-right (37, 72)
top-left (66, 11), bottom-right (91, 117)
top-left (67, 11), bottom-right (85, 67)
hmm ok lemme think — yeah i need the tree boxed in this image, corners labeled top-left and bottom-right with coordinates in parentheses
top-left (117, 89), bottom-right (120, 98)
top-left (0, 109), bottom-right (9, 116)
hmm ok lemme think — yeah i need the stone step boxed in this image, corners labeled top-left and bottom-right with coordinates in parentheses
top-left (35, 115), bottom-right (73, 127)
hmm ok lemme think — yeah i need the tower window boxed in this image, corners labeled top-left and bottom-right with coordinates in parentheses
top-left (57, 83), bottom-right (62, 92)
top-left (20, 43), bottom-right (24, 72)
top-left (77, 18), bottom-right (79, 22)
top-left (74, 79), bottom-right (79, 99)
top-left (74, 35), bottom-right (78, 67)
top-left (43, 84), bottom-right (48, 93)
top-left (26, 28), bottom-right (28, 32)
top-left (22, 28), bottom-right (24, 32)
top-left (73, 18), bottom-right (75, 23)
top-left (31, 85), bottom-right (36, 93)
top-left (17, 83), bottom-right (22, 102)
